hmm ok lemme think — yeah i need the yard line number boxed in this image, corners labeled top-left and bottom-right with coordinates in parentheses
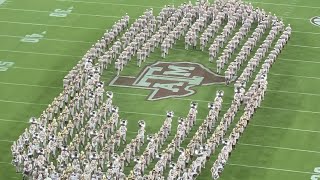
top-left (20, 31), bottom-right (46, 43)
top-left (311, 167), bottom-right (320, 180)
top-left (49, 6), bottom-right (73, 17)
top-left (20, 6), bottom-right (73, 43)
top-left (0, 61), bottom-right (14, 71)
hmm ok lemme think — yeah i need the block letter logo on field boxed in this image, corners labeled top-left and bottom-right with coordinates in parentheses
top-left (109, 62), bottom-right (225, 100)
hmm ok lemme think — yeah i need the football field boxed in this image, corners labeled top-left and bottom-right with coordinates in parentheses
top-left (0, 0), bottom-right (319, 179)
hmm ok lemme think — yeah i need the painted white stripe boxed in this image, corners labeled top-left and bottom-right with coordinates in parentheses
top-left (1, 96), bottom-right (320, 115)
top-left (279, 58), bottom-right (320, 64)
top-left (0, 161), bottom-right (11, 164)
top-left (0, 34), bottom-right (92, 44)
top-left (289, 44), bottom-right (320, 49)
top-left (0, 7), bottom-right (121, 19)
top-left (261, 106), bottom-right (320, 114)
top-left (0, 49), bottom-right (81, 58)
top-left (247, 1), bottom-right (320, 9)
top-left (0, 99), bottom-right (48, 106)
top-left (227, 163), bottom-right (313, 174)
top-left (0, 139), bottom-right (13, 143)
top-left (239, 143), bottom-right (320, 154)
top-left (0, 82), bottom-right (62, 89)
top-left (0, 20), bottom-right (105, 30)
top-left (269, 73), bottom-right (320, 80)
top-left (0, 118), bottom-right (28, 123)
top-left (13, 66), bottom-right (69, 73)
top-left (57, 0), bottom-right (163, 9)
top-left (267, 89), bottom-right (320, 97)
top-left (250, 124), bottom-right (320, 133)
top-left (292, 31), bottom-right (320, 35)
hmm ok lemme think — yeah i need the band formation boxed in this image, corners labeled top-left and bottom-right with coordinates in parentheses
top-left (10, 0), bottom-right (291, 179)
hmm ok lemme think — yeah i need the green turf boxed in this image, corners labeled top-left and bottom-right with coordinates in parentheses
top-left (0, 0), bottom-right (319, 179)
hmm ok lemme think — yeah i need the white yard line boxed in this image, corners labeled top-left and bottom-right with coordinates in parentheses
top-left (0, 118), bottom-right (28, 123)
top-left (0, 139), bottom-right (13, 143)
top-left (0, 161), bottom-right (11, 165)
top-left (250, 124), bottom-right (320, 133)
top-left (267, 89), bottom-right (320, 97)
top-left (1, 97), bottom-right (320, 115)
top-left (0, 99), bottom-right (48, 106)
top-left (227, 163), bottom-right (313, 174)
top-left (0, 7), bottom-right (121, 19)
top-left (279, 58), bottom-right (320, 64)
top-left (289, 44), bottom-right (320, 49)
top-left (0, 82), bottom-right (62, 89)
top-left (261, 106), bottom-right (320, 114)
top-left (13, 66), bottom-right (69, 73)
top-left (292, 31), bottom-right (320, 35)
top-left (239, 143), bottom-right (320, 154)
top-left (0, 20), bottom-right (105, 30)
top-left (247, 1), bottom-right (320, 9)
top-left (0, 34), bottom-right (93, 44)
top-left (0, 49), bottom-right (82, 58)
top-left (56, 0), bottom-right (163, 9)
top-left (269, 73), bottom-right (320, 80)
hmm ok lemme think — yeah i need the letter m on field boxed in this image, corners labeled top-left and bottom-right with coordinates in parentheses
top-left (163, 65), bottom-right (195, 77)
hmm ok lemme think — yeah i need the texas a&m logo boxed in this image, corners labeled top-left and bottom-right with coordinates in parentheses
top-left (109, 62), bottom-right (225, 100)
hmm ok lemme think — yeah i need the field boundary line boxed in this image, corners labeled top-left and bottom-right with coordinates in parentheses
top-left (239, 143), bottom-right (320, 154)
top-left (250, 124), bottom-right (320, 133)
top-left (0, 7), bottom-right (121, 18)
top-left (0, 49), bottom-right (82, 58)
top-left (0, 20), bottom-right (105, 30)
top-left (227, 163), bottom-right (313, 174)
top-left (0, 34), bottom-right (93, 44)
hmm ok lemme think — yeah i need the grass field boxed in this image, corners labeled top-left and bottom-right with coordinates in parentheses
top-left (0, 0), bottom-right (319, 179)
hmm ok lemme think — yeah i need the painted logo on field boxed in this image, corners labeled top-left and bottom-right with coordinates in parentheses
top-left (109, 62), bottom-right (225, 100)
top-left (310, 16), bottom-right (320, 27)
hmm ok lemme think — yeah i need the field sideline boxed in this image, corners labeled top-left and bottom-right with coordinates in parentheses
top-left (0, 0), bottom-right (319, 179)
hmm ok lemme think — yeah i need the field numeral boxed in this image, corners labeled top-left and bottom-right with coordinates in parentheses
top-left (311, 167), bottom-right (320, 180)
top-left (0, 61), bottom-right (14, 71)
top-left (49, 7), bottom-right (73, 17)
top-left (20, 31), bottom-right (46, 43)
